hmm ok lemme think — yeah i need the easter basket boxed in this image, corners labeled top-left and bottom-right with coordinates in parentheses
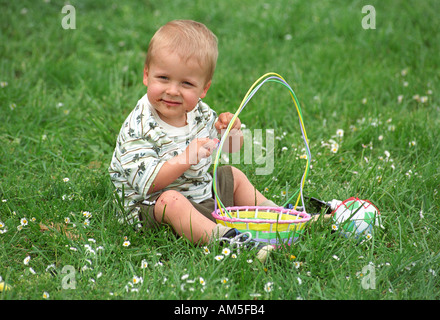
top-left (211, 73), bottom-right (312, 244)
top-left (212, 206), bottom-right (311, 244)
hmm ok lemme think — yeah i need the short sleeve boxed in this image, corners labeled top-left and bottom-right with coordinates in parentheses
top-left (109, 102), bottom-right (172, 203)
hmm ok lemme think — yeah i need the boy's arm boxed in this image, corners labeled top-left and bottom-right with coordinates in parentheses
top-left (147, 137), bottom-right (216, 194)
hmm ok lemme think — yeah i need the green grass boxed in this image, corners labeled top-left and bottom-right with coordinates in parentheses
top-left (1, 0), bottom-right (439, 301)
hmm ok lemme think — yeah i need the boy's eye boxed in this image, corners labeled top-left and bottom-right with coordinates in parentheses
top-left (183, 81), bottom-right (194, 87)
top-left (157, 76), bottom-right (168, 80)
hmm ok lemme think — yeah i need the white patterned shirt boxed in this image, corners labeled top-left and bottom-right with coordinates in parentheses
top-left (108, 93), bottom-right (218, 223)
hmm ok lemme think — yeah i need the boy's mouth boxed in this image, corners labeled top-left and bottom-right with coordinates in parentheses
top-left (161, 99), bottom-right (181, 107)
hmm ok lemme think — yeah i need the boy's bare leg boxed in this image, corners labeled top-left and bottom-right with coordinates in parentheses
top-left (230, 166), bottom-right (270, 207)
top-left (154, 190), bottom-right (217, 244)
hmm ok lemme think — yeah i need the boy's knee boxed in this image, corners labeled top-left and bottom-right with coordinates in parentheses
top-left (154, 190), bottom-right (183, 218)
top-left (230, 166), bottom-right (246, 182)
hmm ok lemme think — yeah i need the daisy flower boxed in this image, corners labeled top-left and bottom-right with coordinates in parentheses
top-left (336, 129), bottom-right (344, 138)
top-left (214, 255), bottom-right (224, 261)
top-left (123, 240), bottom-right (131, 247)
top-left (132, 276), bottom-right (143, 285)
top-left (24, 256), bottom-right (31, 265)
top-left (20, 218), bottom-right (28, 226)
top-left (82, 211), bottom-right (92, 218)
top-left (202, 246), bottom-right (210, 255)
top-left (181, 274), bottom-right (189, 281)
top-left (63, 177), bottom-right (70, 182)
top-left (141, 260), bottom-right (148, 269)
top-left (221, 248), bottom-right (231, 256)
top-left (330, 142), bottom-right (339, 153)
top-left (220, 277), bottom-right (229, 284)
top-left (42, 291), bottom-right (50, 299)
top-left (199, 277), bottom-right (206, 286)
top-left (332, 224), bottom-right (338, 231)
top-left (264, 282), bottom-right (273, 293)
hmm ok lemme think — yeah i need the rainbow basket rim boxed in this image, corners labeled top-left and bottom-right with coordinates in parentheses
top-left (212, 206), bottom-right (311, 224)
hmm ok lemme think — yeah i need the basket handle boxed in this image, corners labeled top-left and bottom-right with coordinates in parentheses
top-left (212, 73), bottom-right (311, 217)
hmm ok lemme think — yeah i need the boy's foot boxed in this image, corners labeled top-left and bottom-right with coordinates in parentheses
top-left (219, 229), bottom-right (275, 263)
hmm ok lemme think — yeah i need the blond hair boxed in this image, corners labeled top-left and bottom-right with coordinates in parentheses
top-left (145, 20), bottom-right (218, 82)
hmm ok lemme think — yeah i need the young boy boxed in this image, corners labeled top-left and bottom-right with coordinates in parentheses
top-left (108, 20), bottom-right (276, 262)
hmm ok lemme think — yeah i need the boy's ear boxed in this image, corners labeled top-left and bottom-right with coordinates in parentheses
top-left (200, 80), bottom-right (211, 99)
top-left (143, 66), bottom-right (149, 86)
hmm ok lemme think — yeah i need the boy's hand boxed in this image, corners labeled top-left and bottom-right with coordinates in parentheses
top-left (185, 138), bottom-right (217, 164)
top-left (215, 112), bottom-right (241, 133)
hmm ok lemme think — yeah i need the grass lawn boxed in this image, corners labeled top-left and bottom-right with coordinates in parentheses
top-left (1, 0), bottom-right (439, 301)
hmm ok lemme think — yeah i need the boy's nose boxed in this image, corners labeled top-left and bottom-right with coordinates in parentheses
top-left (166, 82), bottom-right (180, 96)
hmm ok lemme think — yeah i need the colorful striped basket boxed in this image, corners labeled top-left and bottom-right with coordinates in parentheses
top-left (211, 73), bottom-right (312, 245)
top-left (212, 206), bottom-right (311, 244)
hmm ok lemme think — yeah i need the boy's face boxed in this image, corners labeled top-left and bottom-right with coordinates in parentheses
top-left (143, 48), bottom-right (211, 127)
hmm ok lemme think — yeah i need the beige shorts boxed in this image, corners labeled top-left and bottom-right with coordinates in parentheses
top-left (137, 165), bottom-right (235, 229)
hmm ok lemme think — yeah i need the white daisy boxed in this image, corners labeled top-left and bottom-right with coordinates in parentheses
top-left (123, 240), bottom-right (130, 247)
top-left (264, 282), bottom-right (273, 292)
top-left (214, 255), bottom-right (224, 261)
top-left (141, 260), bottom-right (148, 269)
